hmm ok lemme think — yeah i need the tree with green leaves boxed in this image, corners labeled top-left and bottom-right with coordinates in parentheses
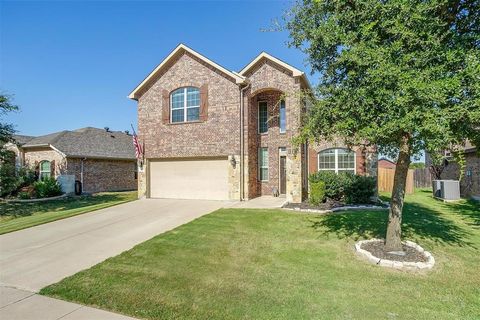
top-left (1, 94), bottom-right (18, 145)
top-left (0, 94), bottom-right (19, 196)
top-left (286, 0), bottom-right (480, 251)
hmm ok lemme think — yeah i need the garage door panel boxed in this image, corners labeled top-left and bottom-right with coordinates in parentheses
top-left (149, 159), bottom-right (229, 200)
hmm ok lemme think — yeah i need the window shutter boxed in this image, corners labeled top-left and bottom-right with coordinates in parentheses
top-left (50, 160), bottom-right (55, 178)
top-left (200, 84), bottom-right (208, 121)
top-left (162, 89), bottom-right (170, 124)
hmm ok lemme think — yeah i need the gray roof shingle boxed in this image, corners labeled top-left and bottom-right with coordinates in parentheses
top-left (22, 127), bottom-right (136, 160)
top-left (12, 135), bottom-right (36, 145)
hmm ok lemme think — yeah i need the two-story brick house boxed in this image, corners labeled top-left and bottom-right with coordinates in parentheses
top-left (129, 44), bottom-right (377, 203)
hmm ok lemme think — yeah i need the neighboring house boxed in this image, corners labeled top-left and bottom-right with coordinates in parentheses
top-left (378, 158), bottom-right (397, 169)
top-left (5, 135), bottom-right (35, 170)
top-left (129, 44), bottom-right (377, 202)
top-left (12, 127), bottom-right (137, 193)
top-left (437, 142), bottom-right (480, 199)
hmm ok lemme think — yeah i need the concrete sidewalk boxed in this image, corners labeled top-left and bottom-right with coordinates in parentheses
top-left (0, 286), bottom-right (137, 320)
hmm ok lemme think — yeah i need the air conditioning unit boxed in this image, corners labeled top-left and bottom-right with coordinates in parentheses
top-left (432, 180), bottom-right (460, 201)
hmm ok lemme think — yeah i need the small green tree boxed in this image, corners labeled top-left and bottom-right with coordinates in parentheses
top-left (0, 94), bottom-right (19, 196)
top-left (286, 0), bottom-right (479, 251)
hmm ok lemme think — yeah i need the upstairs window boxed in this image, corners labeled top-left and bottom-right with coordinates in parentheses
top-left (171, 87), bottom-right (200, 123)
top-left (279, 100), bottom-right (286, 133)
top-left (318, 148), bottom-right (355, 174)
top-left (39, 160), bottom-right (51, 180)
top-left (258, 101), bottom-right (268, 133)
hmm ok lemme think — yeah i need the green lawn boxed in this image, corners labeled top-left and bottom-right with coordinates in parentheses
top-left (41, 190), bottom-right (480, 319)
top-left (0, 191), bottom-right (137, 234)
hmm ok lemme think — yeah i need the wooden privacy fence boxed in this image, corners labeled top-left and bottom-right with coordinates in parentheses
top-left (413, 168), bottom-right (433, 188)
top-left (378, 167), bottom-right (415, 194)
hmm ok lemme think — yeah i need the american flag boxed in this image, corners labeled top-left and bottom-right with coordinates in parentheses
top-left (131, 126), bottom-right (143, 159)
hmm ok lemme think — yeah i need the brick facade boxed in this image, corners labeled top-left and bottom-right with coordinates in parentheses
top-left (243, 59), bottom-right (304, 201)
top-left (67, 158), bottom-right (137, 193)
top-left (441, 151), bottom-right (480, 198)
top-left (133, 46), bottom-right (377, 203)
top-left (308, 141), bottom-right (377, 177)
top-left (23, 147), bottom-right (136, 193)
top-left (137, 52), bottom-right (240, 159)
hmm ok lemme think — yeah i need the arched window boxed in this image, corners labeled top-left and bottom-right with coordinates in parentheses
top-left (39, 160), bottom-right (51, 180)
top-left (318, 148), bottom-right (355, 174)
top-left (171, 87), bottom-right (200, 123)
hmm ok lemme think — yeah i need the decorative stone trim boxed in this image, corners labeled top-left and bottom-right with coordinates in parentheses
top-left (355, 239), bottom-right (435, 271)
top-left (283, 204), bottom-right (388, 214)
top-left (4, 194), bottom-right (68, 203)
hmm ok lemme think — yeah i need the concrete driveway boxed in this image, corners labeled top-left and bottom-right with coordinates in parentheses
top-left (0, 198), bottom-right (226, 292)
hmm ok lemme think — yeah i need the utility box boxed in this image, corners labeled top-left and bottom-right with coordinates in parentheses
top-left (57, 175), bottom-right (75, 194)
top-left (432, 180), bottom-right (460, 201)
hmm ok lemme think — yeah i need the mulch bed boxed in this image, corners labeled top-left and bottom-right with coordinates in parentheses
top-left (361, 240), bottom-right (428, 263)
top-left (283, 199), bottom-right (345, 210)
top-left (283, 199), bottom-right (387, 211)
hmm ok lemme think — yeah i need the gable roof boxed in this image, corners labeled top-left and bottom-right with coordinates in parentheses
top-left (128, 44), bottom-right (246, 100)
top-left (239, 52), bottom-right (312, 90)
top-left (22, 127), bottom-right (135, 160)
top-left (12, 134), bottom-right (35, 146)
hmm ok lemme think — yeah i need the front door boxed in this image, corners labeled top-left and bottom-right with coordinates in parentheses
top-left (279, 156), bottom-right (287, 194)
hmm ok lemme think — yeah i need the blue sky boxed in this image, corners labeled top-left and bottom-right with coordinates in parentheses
top-left (1, 0), bottom-right (314, 136)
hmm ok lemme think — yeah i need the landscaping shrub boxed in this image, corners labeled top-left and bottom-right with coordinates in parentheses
top-left (33, 177), bottom-right (62, 198)
top-left (309, 171), bottom-right (354, 200)
top-left (18, 191), bottom-right (31, 200)
top-left (344, 175), bottom-right (377, 204)
top-left (309, 180), bottom-right (326, 205)
top-left (0, 150), bottom-right (17, 197)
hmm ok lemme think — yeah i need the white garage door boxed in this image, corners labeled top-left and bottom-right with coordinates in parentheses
top-left (149, 159), bottom-right (229, 200)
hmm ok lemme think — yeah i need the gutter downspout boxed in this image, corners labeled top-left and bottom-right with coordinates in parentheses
top-left (239, 83), bottom-right (250, 201)
top-left (80, 158), bottom-right (86, 190)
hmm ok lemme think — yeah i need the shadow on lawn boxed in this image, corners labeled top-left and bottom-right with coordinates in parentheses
top-left (310, 193), bottom-right (475, 248)
top-left (448, 199), bottom-right (480, 228)
top-left (0, 193), bottom-right (130, 218)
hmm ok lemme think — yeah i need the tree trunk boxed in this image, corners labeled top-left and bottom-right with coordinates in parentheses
top-left (385, 139), bottom-right (411, 252)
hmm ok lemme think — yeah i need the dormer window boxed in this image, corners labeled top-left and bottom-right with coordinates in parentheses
top-left (171, 87), bottom-right (200, 123)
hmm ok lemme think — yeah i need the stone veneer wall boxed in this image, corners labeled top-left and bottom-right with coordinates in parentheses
top-left (67, 158), bottom-right (137, 193)
top-left (441, 151), bottom-right (480, 198)
top-left (136, 51), bottom-right (242, 200)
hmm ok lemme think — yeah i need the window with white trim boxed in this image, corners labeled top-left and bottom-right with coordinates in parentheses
top-left (39, 160), bottom-right (51, 180)
top-left (279, 100), bottom-right (286, 133)
top-left (171, 87), bottom-right (200, 123)
top-left (258, 147), bottom-right (269, 181)
top-left (318, 148), bottom-right (355, 174)
top-left (258, 101), bottom-right (268, 133)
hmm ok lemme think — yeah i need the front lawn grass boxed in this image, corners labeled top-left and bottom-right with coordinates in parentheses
top-left (0, 191), bottom-right (137, 234)
top-left (41, 190), bottom-right (480, 319)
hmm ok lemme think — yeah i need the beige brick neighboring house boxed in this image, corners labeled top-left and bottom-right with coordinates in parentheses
top-left (129, 44), bottom-right (377, 203)
top-left (13, 127), bottom-right (137, 193)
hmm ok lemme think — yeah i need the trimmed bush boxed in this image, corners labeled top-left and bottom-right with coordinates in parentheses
top-left (344, 175), bottom-right (377, 204)
top-left (309, 171), bottom-right (354, 200)
top-left (309, 180), bottom-right (326, 205)
top-left (33, 177), bottom-right (62, 198)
